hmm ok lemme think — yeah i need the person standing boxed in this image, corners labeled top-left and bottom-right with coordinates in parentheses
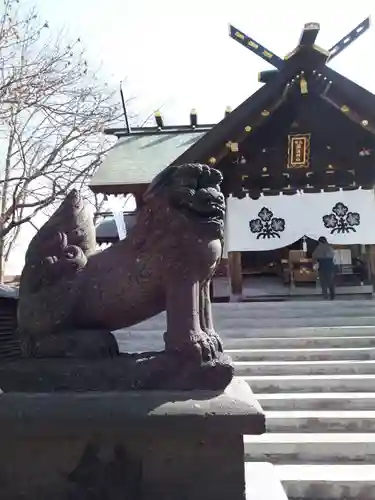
top-left (312, 236), bottom-right (336, 300)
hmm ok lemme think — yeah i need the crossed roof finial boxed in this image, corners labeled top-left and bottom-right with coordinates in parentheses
top-left (229, 17), bottom-right (370, 70)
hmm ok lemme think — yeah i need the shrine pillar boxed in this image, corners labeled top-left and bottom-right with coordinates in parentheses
top-left (228, 251), bottom-right (243, 298)
top-left (368, 245), bottom-right (375, 283)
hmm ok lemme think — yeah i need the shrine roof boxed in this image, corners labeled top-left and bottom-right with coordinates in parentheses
top-left (171, 19), bottom-right (375, 166)
top-left (90, 131), bottom-right (206, 194)
top-left (90, 18), bottom-right (375, 195)
top-left (172, 69), bottom-right (375, 169)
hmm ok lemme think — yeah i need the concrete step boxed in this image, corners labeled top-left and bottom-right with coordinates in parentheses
top-left (113, 300), bottom-right (375, 331)
top-left (235, 360), bottom-right (375, 376)
top-left (218, 316), bottom-right (375, 328)
top-left (116, 325), bottom-right (375, 339)
top-left (224, 336), bottom-right (375, 349)
top-left (240, 374), bottom-right (375, 393)
top-left (237, 302), bottom-right (375, 309)
top-left (118, 336), bottom-right (375, 352)
top-left (118, 301), bottom-right (375, 320)
top-left (221, 325), bottom-right (375, 338)
top-left (123, 316), bottom-right (375, 329)
top-left (224, 336), bottom-right (375, 350)
top-left (214, 308), bottom-right (375, 319)
top-left (266, 411), bottom-right (375, 433)
top-left (221, 309), bottom-right (375, 319)
top-left (270, 464), bottom-right (375, 500)
top-left (228, 347), bottom-right (375, 362)
top-left (244, 433), bottom-right (375, 464)
top-left (216, 299), bottom-right (374, 311)
top-left (116, 333), bottom-right (375, 354)
top-left (117, 338), bottom-right (164, 353)
top-left (258, 393), bottom-right (375, 411)
top-left (213, 301), bottom-right (375, 312)
top-left (245, 462), bottom-right (289, 500)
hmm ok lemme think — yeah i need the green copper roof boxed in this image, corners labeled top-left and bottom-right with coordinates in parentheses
top-left (90, 132), bottom-right (206, 189)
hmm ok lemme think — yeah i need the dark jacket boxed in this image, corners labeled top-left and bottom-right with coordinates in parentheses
top-left (312, 243), bottom-right (335, 273)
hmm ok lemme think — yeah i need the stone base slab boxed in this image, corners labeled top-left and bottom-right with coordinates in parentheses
top-left (0, 379), bottom-right (265, 500)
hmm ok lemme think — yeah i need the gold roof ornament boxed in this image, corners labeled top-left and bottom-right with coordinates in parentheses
top-left (190, 108), bottom-right (197, 127)
top-left (234, 31), bottom-right (245, 40)
top-left (300, 77), bottom-right (308, 94)
top-left (361, 119), bottom-right (369, 126)
top-left (304, 22), bottom-right (320, 30)
top-left (208, 157), bottom-right (217, 165)
top-left (245, 125), bottom-right (252, 132)
top-left (154, 110), bottom-right (164, 128)
top-left (230, 142), bottom-right (239, 152)
top-left (261, 110), bottom-right (270, 117)
top-left (341, 105), bottom-right (350, 113)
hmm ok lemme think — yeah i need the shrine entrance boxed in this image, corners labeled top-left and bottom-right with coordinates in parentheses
top-left (224, 192), bottom-right (375, 300)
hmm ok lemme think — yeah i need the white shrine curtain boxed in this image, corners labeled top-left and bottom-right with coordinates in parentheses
top-left (225, 190), bottom-right (375, 252)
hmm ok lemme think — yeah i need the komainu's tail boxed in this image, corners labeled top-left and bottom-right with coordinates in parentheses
top-left (17, 190), bottom-right (96, 337)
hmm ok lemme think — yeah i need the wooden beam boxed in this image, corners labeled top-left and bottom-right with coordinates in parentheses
top-left (258, 69), bottom-right (278, 84)
top-left (228, 251), bottom-right (243, 297)
top-left (320, 92), bottom-right (375, 136)
top-left (328, 17), bottom-right (370, 62)
top-left (103, 125), bottom-right (215, 137)
top-left (229, 24), bottom-right (284, 69)
top-left (368, 245), bottom-right (375, 283)
top-left (206, 90), bottom-right (292, 167)
top-left (299, 22), bottom-right (320, 47)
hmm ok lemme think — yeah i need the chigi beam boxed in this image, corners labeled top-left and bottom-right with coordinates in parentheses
top-left (229, 24), bottom-right (284, 69)
top-left (299, 22), bottom-right (320, 46)
top-left (258, 69), bottom-right (278, 83)
top-left (328, 17), bottom-right (370, 62)
top-left (230, 18), bottom-right (371, 76)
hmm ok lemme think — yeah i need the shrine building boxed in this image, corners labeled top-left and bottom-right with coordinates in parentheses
top-left (91, 18), bottom-right (375, 301)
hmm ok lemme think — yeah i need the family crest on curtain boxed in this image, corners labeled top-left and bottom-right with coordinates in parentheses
top-left (225, 190), bottom-right (375, 252)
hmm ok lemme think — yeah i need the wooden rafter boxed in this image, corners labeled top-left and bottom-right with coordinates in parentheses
top-left (206, 85), bottom-right (294, 167)
top-left (320, 93), bottom-right (375, 136)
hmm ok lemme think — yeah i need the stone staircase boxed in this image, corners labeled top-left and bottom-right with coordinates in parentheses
top-left (115, 299), bottom-right (375, 500)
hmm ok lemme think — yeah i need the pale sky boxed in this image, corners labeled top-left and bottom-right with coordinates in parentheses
top-left (6, 0), bottom-right (375, 273)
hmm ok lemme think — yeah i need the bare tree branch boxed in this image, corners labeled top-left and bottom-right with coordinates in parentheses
top-left (0, 0), bottom-right (127, 280)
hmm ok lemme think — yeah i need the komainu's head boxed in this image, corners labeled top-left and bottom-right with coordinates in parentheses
top-left (143, 163), bottom-right (225, 236)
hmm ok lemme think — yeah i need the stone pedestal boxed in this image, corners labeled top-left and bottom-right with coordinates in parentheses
top-left (0, 379), bottom-right (265, 500)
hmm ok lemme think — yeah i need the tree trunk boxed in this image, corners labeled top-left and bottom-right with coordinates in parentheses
top-left (0, 237), bottom-right (5, 283)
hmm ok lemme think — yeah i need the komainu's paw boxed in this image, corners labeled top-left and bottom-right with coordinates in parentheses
top-left (205, 329), bottom-right (224, 353)
top-left (164, 330), bottom-right (220, 363)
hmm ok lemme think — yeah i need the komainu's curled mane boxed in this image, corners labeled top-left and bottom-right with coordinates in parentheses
top-left (18, 163), bottom-right (227, 366)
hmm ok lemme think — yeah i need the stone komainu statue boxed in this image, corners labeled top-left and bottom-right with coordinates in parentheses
top-left (17, 164), bottom-right (228, 372)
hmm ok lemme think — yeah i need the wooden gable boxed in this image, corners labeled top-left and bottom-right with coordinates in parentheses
top-left (172, 18), bottom-right (375, 198)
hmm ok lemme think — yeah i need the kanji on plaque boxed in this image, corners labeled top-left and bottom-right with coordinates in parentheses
top-left (287, 133), bottom-right (310, 169)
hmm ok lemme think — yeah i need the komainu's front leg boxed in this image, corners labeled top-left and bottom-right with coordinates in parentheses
top-left (164, 278), bottom-right (216, 362)
top-left (200, 279), bottom-right (223, 353)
